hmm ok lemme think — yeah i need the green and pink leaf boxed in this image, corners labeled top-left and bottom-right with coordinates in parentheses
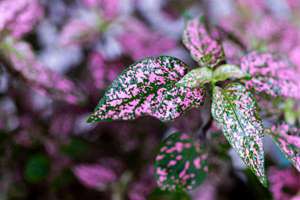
top-left (154, 132), bottom-right (208, 191)
top-left (88, 56), bottom-right (205, 122)
top-left (241, 52), bottom-right (300, 99)
top-left (211, 83), bottom-right (267, 186)
top-left (182, 17), bottom-right (225, 68)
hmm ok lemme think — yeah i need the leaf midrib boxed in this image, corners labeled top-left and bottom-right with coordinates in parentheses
top-left (222, 89), bottom-right (247, 136)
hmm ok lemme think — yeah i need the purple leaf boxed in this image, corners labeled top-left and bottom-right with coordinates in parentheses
top-left (88, 56), bottom-right (205, 122)
top-left (211, 83), bottom-right (267, 186)
top-left (269, 123), bottom-right (300, 172)
top-left (73, 164), bottom-right (117, 190)
top-left (182, 17), bottom-right (225, 68)
top-left (241, 52), bottom-right (300, 99)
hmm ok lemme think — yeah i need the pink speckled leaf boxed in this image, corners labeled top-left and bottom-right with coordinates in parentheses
top-left (211, 83), bottom-right (267, 186)
top-left (154, 132), bottom-right (208, 191)
top-left (87, 56), bottom-right (205, 122)
top-left (269, 123), bottom-right (300, 172)
top-left (241, 52), bottom-right (300, 99)
top-left (182, 17), bottom-right (225, 68)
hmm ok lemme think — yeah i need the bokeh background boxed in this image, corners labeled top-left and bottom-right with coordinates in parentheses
top-left (0, 0), bottom-right (300, 199)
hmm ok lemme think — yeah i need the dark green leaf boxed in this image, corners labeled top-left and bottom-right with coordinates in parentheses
top-left (25, 154), bottom-right (50, 183)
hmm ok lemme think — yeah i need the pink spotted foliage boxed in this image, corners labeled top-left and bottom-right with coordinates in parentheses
top-left (118, 18), bottom-right (176, 60)
top-left (73, 164), bottom-right (117, 190)
top-left (182, 17), bottom-right (225, 68)
top-left (241, 52), bottom-right (300, 99)
top-left (1, 39), bottom-right (84, 104)
top-left (268, 167), bottom-right (300, 200)
top-left (270, 123), bottom-right (300, 172)
top-left (0, 0), bottom-right (43, 38)
top-left (87, 56), bottom-right (205, 122)
top-left (154, 132), bottom-right (208, 191)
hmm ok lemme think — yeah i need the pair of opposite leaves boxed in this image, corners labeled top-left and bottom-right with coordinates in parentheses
top-left (87, 17), bottom-right (300, 191)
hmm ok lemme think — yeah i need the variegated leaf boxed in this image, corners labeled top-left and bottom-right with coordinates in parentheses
top-left (176, 67), bottom-right (212, 88)
top-left (269, 123), bottom-right (300, 172)
top-left (182, 17), bottom-right (225, 68)
top-left (211, 83), bottom-right (267, 186)
top-left (87, 56), bottom-right (205, 122)
top-left (241, 52), bottom-right (300, 99)
top-left (213, 64), bottom-right (247, 82)
top-left (154, 132), bottom-right (208, 191)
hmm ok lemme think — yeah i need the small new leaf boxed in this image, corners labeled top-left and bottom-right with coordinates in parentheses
top-left (211, 83), bottom-right (267, 186)
top-left (88, 56), bottom-right (205, 122)
top-left (154, 132), bottom-right (208, 191)
top-left (182, 17), bottom-right (225, 68)
top-left (213, 64), bottom-right (247, 82)
top-left (176, 67), bottom-right (212, 88)
top-left (268, 124), bottom-right (300, 172)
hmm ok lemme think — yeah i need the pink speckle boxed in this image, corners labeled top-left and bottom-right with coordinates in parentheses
top-left (193, 158), bottom-right (202, 169)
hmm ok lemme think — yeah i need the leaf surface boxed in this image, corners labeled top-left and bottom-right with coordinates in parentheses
top-left (269, 123), bottom-right (300, 172)
top-left (88, 56), bottom-right (205, 122)
top-left (241, 52), bottom-right (300, 99)
top-left (176, 67), bottom-right (212, 88)
top-left (213, 64), bottom-right (246, 82)
top-left (154, 132), bottom-right (208, 191)
top-left (211, 83), bottom-right (267, 186)
top-left (182, 17), bottom-right (225, 68)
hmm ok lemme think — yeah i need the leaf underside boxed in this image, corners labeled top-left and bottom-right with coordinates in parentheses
top-left (88, 56), bottom-right (205, 122)
top-left (154, 132), bottom-right (208, 191)
top-left (211, 83), bottom-right (267, 186)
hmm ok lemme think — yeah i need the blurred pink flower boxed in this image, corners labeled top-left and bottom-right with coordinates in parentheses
top-left (73, 164), bottom-right (117, 190)
top-left (118, 18), bottom-right (176, 60)
top-left (0, 0), bottom-right (43, 38)
top-left (1, 38), bottom-right (85, 104)
top-left (268, 167), bottom-right (300, 200)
